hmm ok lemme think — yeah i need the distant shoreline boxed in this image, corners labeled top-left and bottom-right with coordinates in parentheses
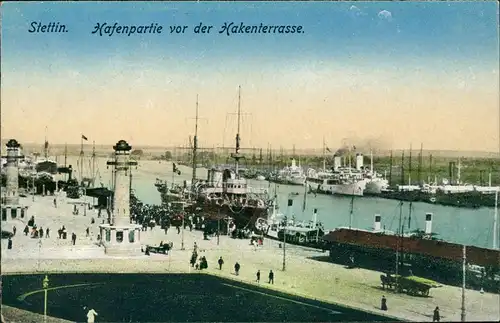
top-left (1, 141), bottom-right (499, 159)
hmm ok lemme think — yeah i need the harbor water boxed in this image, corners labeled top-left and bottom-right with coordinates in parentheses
top-left (95, 159), bottom-right (497, 250)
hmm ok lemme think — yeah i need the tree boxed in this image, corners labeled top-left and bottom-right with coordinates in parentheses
top-left (131, 150), bottom-right (144, 159)
top-left (164, 151), bottom-right (172, 161)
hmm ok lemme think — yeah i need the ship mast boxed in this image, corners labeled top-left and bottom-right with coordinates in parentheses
top-left (192, 94), bottom-right (199, 188)
top-left (494, 189), bottom-right (498, 249)
top-left (408, 144), bottom-right (412, 185)
top-left (348, 195), bottom-right (354, 229)
top-left (418, 143), bottom-right (423, 185)
top-left (64, 143), bottom-right (68, 167)
top-left (388, 150), bottom-right (393, 187)
top-left (231, 86), bottom-right (244, 178)
top-left (461, 245), bottom-right (466, 322)
top-left (44, 126), bottom-right (49, 159)
top-left (91, 141), bottom-right (96, 187)
top-left (322, 137), bottom-right (326, 172)
top-left (400, 151), bottom-right (405, 186)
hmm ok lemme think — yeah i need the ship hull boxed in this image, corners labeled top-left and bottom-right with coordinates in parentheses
top-left (364, 179), bottom-right (389, 194)
top-left (186, 201), bottom-right (268, 230)
top-left (321, 181), bottom-right (366, 197)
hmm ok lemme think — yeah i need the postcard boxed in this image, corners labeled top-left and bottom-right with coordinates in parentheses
top-left (1, 1), bottom-right (499, 323)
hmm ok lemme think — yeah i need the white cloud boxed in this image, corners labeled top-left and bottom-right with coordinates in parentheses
top-left (349, 5), bottom-right (366, 17)
top-left (378, 10), bottom-right (393, 21)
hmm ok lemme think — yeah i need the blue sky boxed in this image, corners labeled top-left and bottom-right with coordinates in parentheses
top-left (1, 1), bottom-right (499, 151)
top-left (2, 1), bottom-right (498, 73)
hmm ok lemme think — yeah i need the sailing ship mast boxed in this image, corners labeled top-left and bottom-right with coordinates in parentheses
top-left (418, 143), bottom-right (423, 185)
top-left (322, 137), bottom-right (326, 172)
top-left (43, 126), bottom-right (49, 159)
top-left (64, 143), bottom-right (68, 167)
top-left (408, 144), bottom-right (412, 185)
top-left (494, 190), bottom-right (499, 249)
top-left (191, 94), bottom-right (199, 188)
top-left (91, 141), bottom-right (96, 187)
top-left (231, 86), bottom-right (244, 178)
top-left (79, 135), bottom-right (85, 184)
top-left (388, 150), bottom-right (393, 187)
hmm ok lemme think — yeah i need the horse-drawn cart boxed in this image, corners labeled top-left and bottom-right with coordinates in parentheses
top-left (146, 242), bottom-right (173, 255)
top-left (380, 274), bottom-right (441, 296)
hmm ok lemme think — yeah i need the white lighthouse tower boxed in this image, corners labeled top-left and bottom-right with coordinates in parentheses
top-left (1, 139), bottom-right (29, 221)
top-left (99, 140), bottom-right (141, 256)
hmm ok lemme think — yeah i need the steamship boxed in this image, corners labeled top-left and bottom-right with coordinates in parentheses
top-left (156, 87), bottom-right (270, 231)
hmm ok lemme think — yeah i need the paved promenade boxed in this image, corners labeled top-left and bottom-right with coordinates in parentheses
top-left (2, 196), bottom-right (499, 322)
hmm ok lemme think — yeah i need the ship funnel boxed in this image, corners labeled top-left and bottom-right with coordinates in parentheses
top-left (374, 214), bottom-right (381, 231)
top-left (425, 213), bottom-right (433, 234)
top-left (356, 153), bottom-right (364, 171)
top-left (334, 156), bottom-right (342, 170)
top-left (312, 208), bottom-right (318, 228)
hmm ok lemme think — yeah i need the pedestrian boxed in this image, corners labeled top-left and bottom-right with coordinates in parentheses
top-left (86, 227), bottom-right (90, 237)
top-left (381, 295), bottom-right (388, 311)
top-left (268, 270), bottom-right (274, 284)
top-left (85, 307), bottom-right (98, 323)
top-left (218, 257), bottom-right (224, 270)
top-left (193, 242), bottom-right (198, 253)
top-left (176, 226), bottom-right (180, 234)
top-left (53, 197), bottom-right (57, 208)
top-left (45, 228), bottom-right (50, 238)
top-left (72, 232), bottom-right (77, 245)
top-left (433, 306), bottom-right (440, 322)
top-left (12, 226), bottom-right (16, 236)
top-left (23, 225), bottom-right (29, 236)
top-left (256, 270), bottom-right (260, 283)
top-left (234, 262), bottom-right (240, 276)
top-left (7, 238), bottom-right (12, 250)
top-left (40, 227), bottom-right (44, 238)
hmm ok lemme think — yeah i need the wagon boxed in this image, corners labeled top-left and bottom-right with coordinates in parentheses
top-left (380, 274), bottom-right (441, 296)
top-left (398, 276), bottom-right (441, 296)
top-left (146, 242), bottom-right (173, 255)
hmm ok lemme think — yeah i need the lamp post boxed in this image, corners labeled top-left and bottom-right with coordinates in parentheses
top-left (83, 187), bottom-right (87, 216)
top-left (217, 207), bottom-right (221, 246)
top-left (42, 275), bottom-right (49, 323)
top-left (282, 196), bottom-right (294, 272)
top-left (181, 211), bottom-right (185, 250)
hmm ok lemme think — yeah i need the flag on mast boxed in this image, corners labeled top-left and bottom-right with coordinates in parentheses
top-left (82, 134), bottom-right (88, 141)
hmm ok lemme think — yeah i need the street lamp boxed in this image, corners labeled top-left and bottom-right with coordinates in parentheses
top-left (217, 207), bottom-right (221, 246)
top-left (181, 210), bottom-right (185, 250)
top-left (282, 196), bottom-right (294, 272)
top-left (42, 275), bottom-right (49, 323)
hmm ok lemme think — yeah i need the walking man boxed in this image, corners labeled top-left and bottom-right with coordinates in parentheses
top-left (85, 307), bottom-right (98, 323)
top-left (72, 232), bottom-right (77, 245)
top-left (268, 270), bottom-right (274, 284)
top-left (433, 306), bottom-right (440, 322)
top-left (218, 257), bottom-right (224, 270)
top-left (12, 226), bottom-right (16, 236)
top-left (234, 262), bottom-right (240, 276)
top-left (256, 270), bottom-right (261, 283)
top-left (381, 295), bottom-right (388, 311)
